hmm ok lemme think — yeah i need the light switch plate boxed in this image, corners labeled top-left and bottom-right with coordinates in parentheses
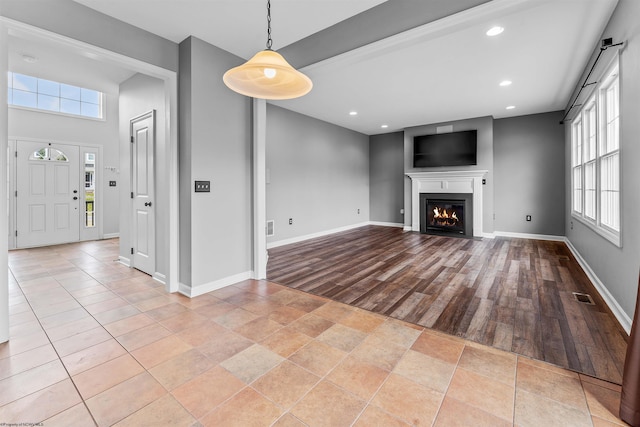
top-left (195, 181), bottom-right (210, 192)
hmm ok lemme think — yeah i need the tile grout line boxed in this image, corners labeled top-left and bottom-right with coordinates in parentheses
top-left (7, 264), bottom-right (100, 427)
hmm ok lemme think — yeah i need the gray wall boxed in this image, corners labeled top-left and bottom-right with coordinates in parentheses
top-left (369, 131), bottom-right (404, 225)
top-left (118, 74), bottom-right (168, 278)
top-left (494, 111), bottom-right (565, 236)
top-left (403, 116), bottom-right (495, 234)
top-left (564, 0), bottom-right (640, 319)
top-left (0, 0), bottom-right (178, 72)
top-left (179, 37), bottom-right (253, 289)
top-left (266, 105), bottom-right (369, 244)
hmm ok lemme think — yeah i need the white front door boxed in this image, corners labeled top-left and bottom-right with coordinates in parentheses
top-left (131, 111), bottom-right (155, 276)
top-left (16, 141), bottom-right (80, 248)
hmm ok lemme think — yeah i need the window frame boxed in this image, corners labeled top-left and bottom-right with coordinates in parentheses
top-left (7, 72), bottom-right (105, 121)
top-left (570, 54), bottom-right (621, 247)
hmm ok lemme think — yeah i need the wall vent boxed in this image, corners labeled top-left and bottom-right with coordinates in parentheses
top-left (266, 220), bottom-right (275, 237)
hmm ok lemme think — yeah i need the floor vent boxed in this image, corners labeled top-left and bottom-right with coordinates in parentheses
top-left (558, 255), bottom-right (570, 261)
top-left (573, 292), bottom-right (595, 305)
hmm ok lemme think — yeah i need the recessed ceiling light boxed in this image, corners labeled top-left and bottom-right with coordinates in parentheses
top-left (349, 111), bottom-right (358, 116)
top-left (381, 124), bottom-right (388, 129)
top-left (486, 26), bottom-right (504, 37)
top-left (499, 80), bottom-right (512, 87)
top-left (506, 105), bottom-right (516, 110)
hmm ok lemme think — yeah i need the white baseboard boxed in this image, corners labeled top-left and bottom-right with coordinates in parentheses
top-left (368, 221), bottom-right (404, 228)
top-left (267, 222), bottom-right (369, 249)
top-left (153, 272), bottom-right (166, 285)
top-left (179, 270), bottom-right (253, 298)
top-left (483, 232), bottom-right (496, 239)
top-left (403, 226), bottom-right (413, 232)
top-left (493, 231), bottom-right (566, 241)
top-left (103, 233), bottom-right (120, 239)
top-left (564, 239), bottom-right (631, 334)
top-left (118, 256), bottom-right (131, 267)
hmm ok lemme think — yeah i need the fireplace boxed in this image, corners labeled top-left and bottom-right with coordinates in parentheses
top-left (420, 193), bottom-right (473, 237)
top-left (406, 171), bottom-right (487, 238)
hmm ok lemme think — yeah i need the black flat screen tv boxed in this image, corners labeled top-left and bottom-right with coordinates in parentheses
top-left (413, 130), bottom-right (477, 167)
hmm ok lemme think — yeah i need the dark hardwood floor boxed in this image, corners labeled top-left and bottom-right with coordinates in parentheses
top-left (267, 225), bottom-right (627, 384)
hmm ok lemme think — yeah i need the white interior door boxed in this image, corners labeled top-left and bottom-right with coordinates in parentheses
top-left (16, 141), bottom-right (80, 248)
top-left (131, 111), bottom-right (155, 275)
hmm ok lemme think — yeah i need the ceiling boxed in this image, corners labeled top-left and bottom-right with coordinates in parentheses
top-left (9, 0), bottom-right (618, 135)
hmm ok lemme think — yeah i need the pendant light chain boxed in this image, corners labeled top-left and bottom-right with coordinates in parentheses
top-left (266, 0), bottom-right (273, 50)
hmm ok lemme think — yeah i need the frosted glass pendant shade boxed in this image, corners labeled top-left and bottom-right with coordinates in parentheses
top-left (223, 49), bottom-right (313, 100)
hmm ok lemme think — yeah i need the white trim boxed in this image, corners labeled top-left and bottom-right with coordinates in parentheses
top-left (118, 256), bottom-right (131, 267)
top-left (153, 272), bottom-right (166, 285)
top-left (406, 170), bottom-right (488, 237)
top-left (403, 226), bottom-right (413, 232)
top-left (565, 239), bottom-right (631, 334)
top-left (179, 271), bottom-right (253, 298)
top-left (103, 233), bottom-right (119, 239)
top-left (482, 232), bottom-right (496, 239)
top-left (252, 99), bottom-right (267, 280)
top-left (493, 231), bottom-right (566, 241)
top-left (368, 221), bottom-right (404, 228)
top-left (267, 222), bottom-right (369, 249)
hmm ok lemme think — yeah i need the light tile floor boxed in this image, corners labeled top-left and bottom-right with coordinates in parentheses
top-left (0, 239), bottom-right (630, 426)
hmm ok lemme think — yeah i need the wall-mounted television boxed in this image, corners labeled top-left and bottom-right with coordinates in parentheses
top-left (413, 130), bottom-right (477, 167)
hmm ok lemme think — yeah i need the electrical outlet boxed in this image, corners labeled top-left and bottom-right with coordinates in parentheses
top-left (289, 218), bottom-right (293, 225)
top-left (526, 215), bottom-right (532, 221)
top-left (357, 209), bottom-right (360, 214)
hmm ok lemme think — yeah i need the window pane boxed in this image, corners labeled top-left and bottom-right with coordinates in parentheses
top-left (7, 89), bottom-right (12, 105)
top-left (30, 148), bottom-right (48, 161)
top-left (601, 152), bottom-right (620, 231)
top-left (81, 102), bottom-right (100, 118)
top-left (12, 89), bottom-right (37, 108)
top-left (584, 104), bottom-right (597, 161)
top-left (81, 88), bottom-right (100, 104)
top-left (60, 98), bottom-right (81, 115)
top-left (37, 94), bottom-right (60, 112)
top-left (572, 120), bottom-right (582, 166)
top-left (584, 161), bottom-right (596, 220)
top-left (49, 149), bottom-right (67, 162)
top-left (12, 74), bottom-right (37, 92)
top-left (84, 152), bottom-right (96, 228)
top-left (7, 72), bottom-right (12, 89)
top-left (573, 166), bottom-right (582, 213)
top-left (603, 78), bottom-right (619, 154)
top-left (38, 78), bottom-right (59, 97)
top-left (60, 84), bottom-right (81, 101)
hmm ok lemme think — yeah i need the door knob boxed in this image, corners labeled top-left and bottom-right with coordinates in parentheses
top-left (73, 196), bottom-right (78, 200)
top-left (144, 202), bottom-right (152, 207)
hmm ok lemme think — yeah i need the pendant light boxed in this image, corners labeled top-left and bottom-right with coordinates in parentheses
top-left (223, 0), bottom-right (313, 100)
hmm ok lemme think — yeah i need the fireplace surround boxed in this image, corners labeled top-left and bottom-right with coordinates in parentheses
top-left (406, 170), bottom-right (488, 238)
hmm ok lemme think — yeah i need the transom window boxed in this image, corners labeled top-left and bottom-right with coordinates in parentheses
top-left (7, 72), bottom-right (103, 119)
top-left (571, 56), bottom-right (620, 246)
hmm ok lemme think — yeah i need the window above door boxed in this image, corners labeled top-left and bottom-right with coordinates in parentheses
top-left (7, 72), bottom-right (104, 120)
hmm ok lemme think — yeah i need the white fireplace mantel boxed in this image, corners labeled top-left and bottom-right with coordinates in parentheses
top-left (406, 170), bottom-right (488, 237)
